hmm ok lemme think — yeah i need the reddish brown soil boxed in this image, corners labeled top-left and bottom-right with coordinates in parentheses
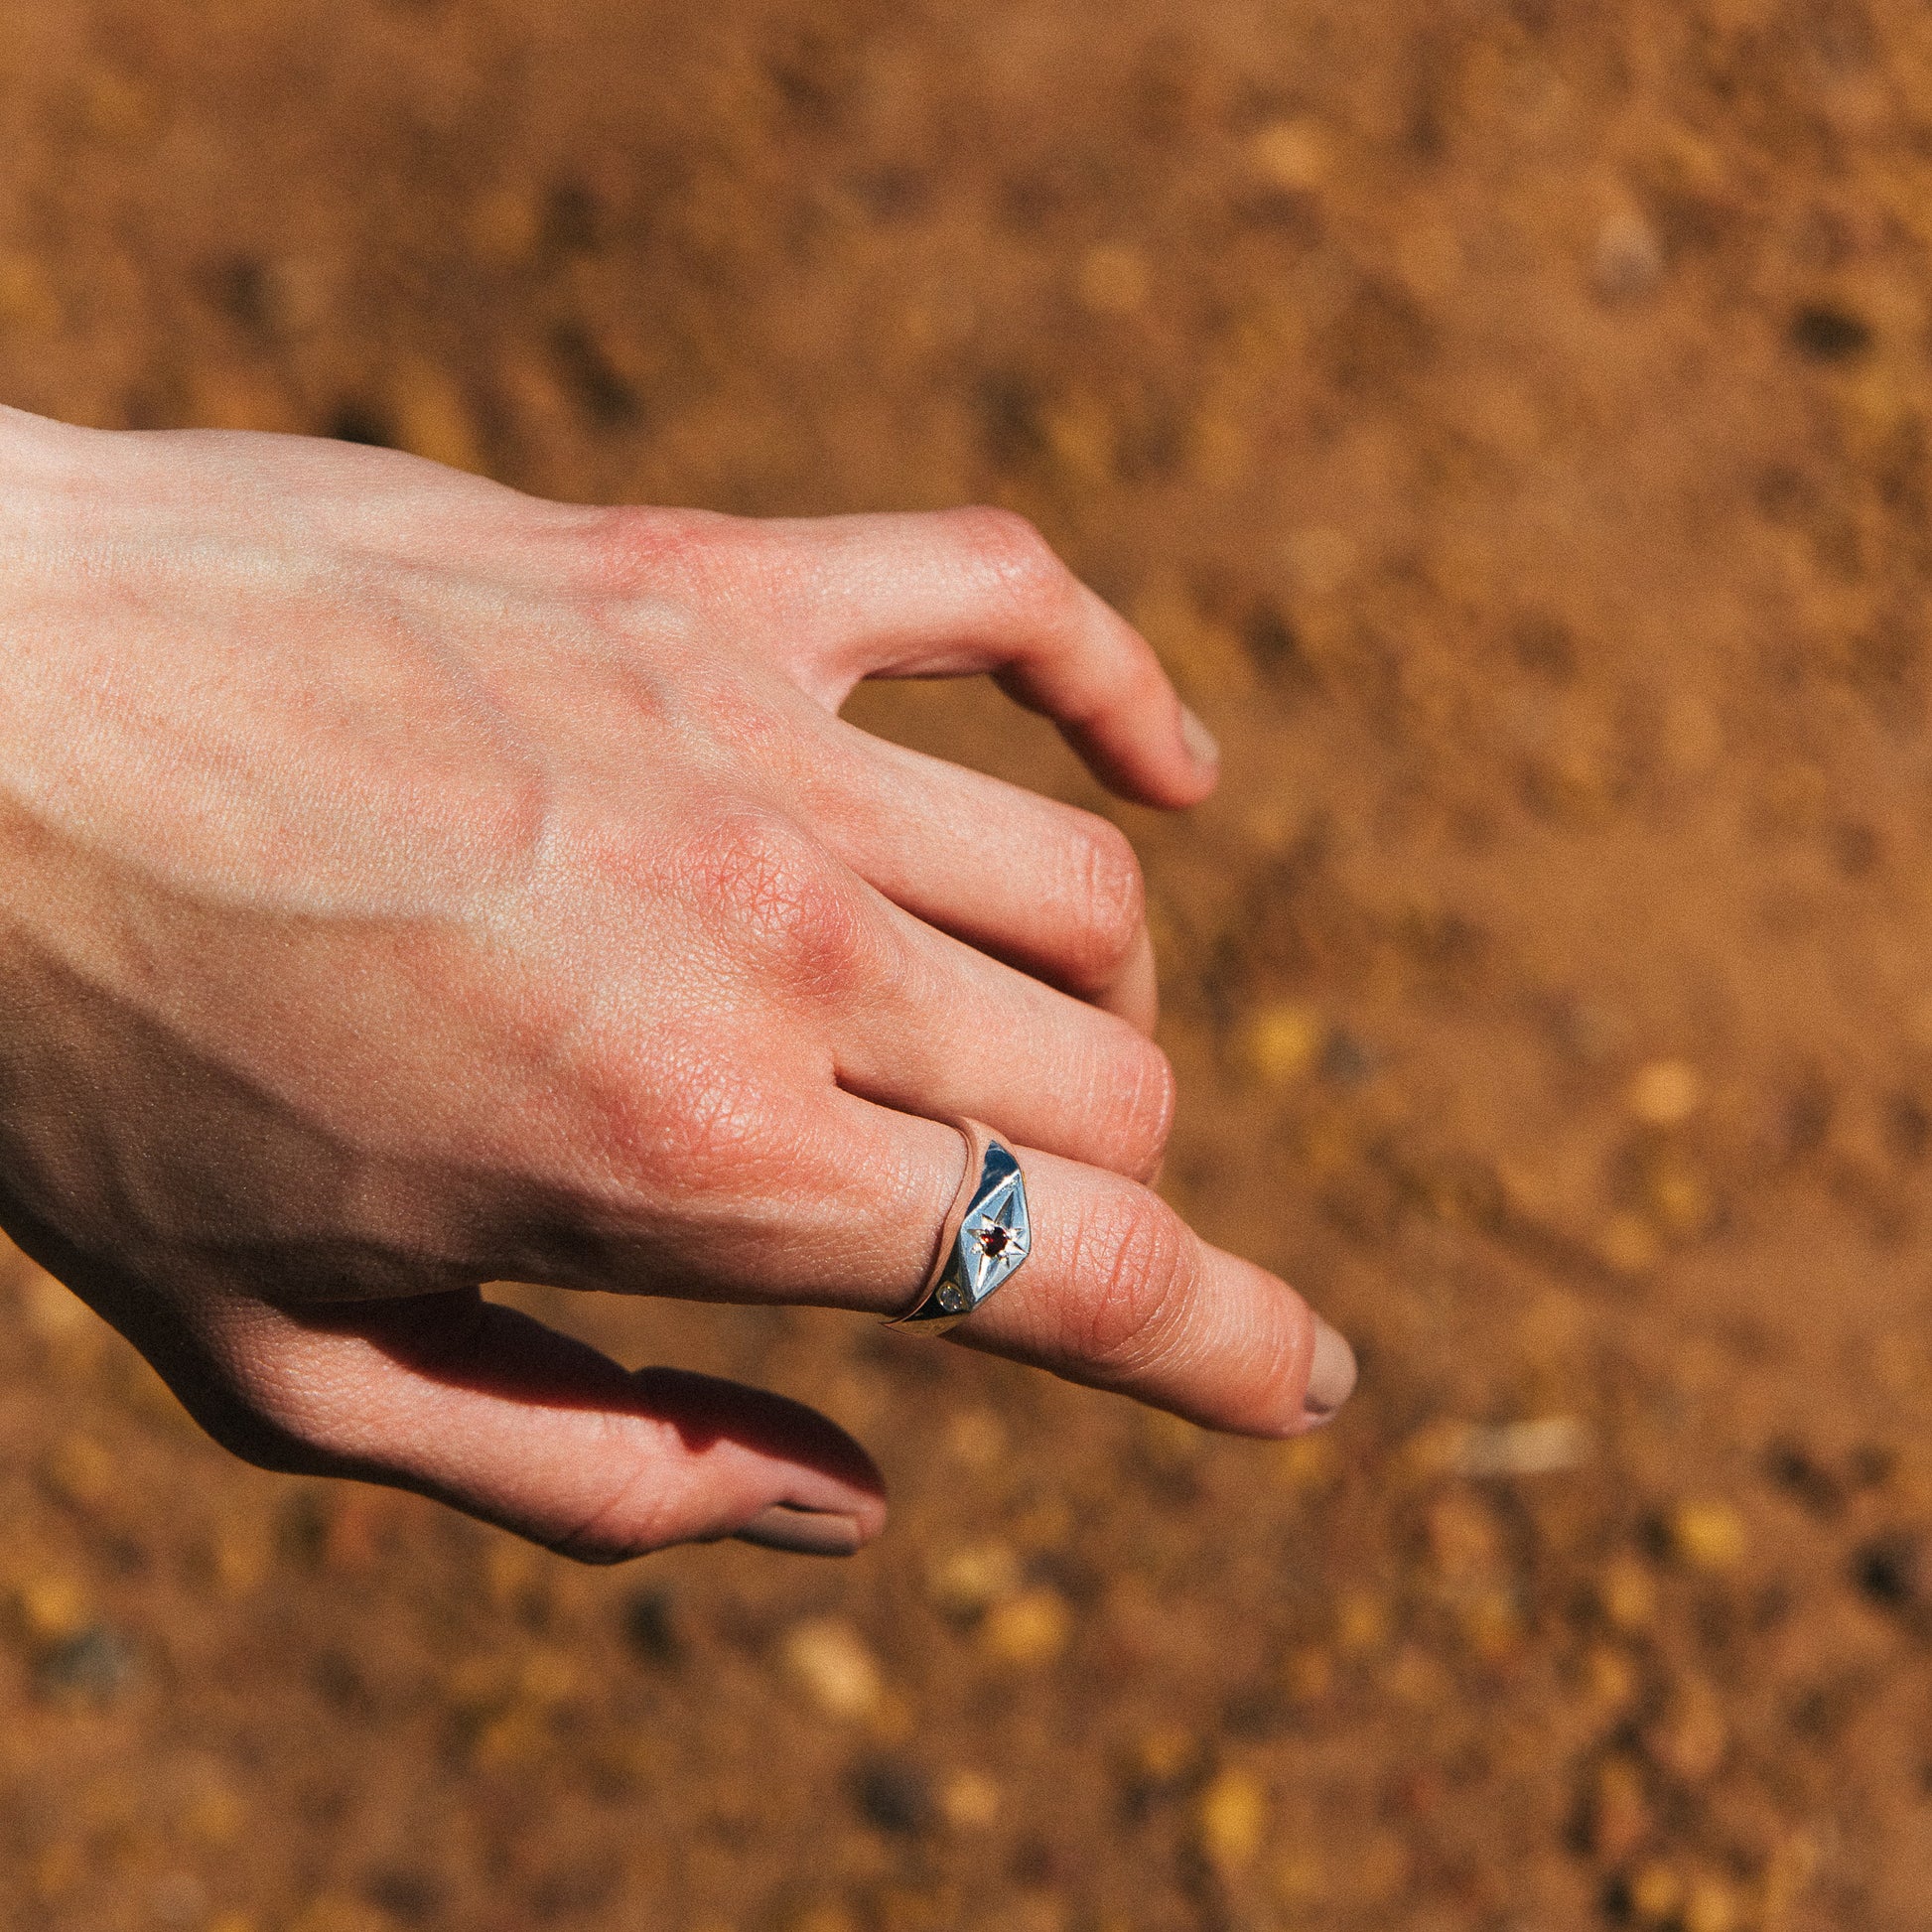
top-left (6, 3), bottom-right (1932, 1929)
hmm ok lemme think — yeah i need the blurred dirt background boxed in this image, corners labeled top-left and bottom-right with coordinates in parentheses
top-left (5, 1), bottom-right (1932, 1928)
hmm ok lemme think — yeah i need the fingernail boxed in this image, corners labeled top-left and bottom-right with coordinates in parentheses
top-left (734, 1504), bottom-right (868, 1557)
top-left (1302, 1315), bottom-right (1357, 1427)
top-left (1179, 704), bottom-right (1220, 771)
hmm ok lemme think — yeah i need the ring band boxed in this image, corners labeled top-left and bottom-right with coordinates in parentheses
top-left (892, 1117), bottom-right (1032, 1332)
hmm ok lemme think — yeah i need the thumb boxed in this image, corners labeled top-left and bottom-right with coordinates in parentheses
top-left (129, 1288), bottom-right (888, 1560)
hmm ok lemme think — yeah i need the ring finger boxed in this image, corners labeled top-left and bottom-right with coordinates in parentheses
top-left (798, 1094), bottom-right (1354, 1438)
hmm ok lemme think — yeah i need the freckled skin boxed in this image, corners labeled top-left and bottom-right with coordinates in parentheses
top-left (0, 405), bottom-right (1344, 1563)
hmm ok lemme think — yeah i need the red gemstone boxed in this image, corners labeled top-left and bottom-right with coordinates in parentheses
top-left (978, 1224), bottom-right (1011, 1257)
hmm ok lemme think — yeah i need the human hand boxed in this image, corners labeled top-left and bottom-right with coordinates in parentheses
top-left (0, 405), bottom-right (1353, 1560)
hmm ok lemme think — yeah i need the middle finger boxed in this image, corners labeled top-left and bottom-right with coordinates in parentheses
top-left (790, 714), bottom-right (1162, 1032)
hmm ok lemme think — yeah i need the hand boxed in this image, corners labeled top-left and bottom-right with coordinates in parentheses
top-left (0, 405), bottom-right (1354, 1560)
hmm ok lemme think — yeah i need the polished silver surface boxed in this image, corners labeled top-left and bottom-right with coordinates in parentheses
top-left (893, 1120), bottom-right (1032, 1330)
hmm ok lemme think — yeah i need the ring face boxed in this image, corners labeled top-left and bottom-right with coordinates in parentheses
top-left (945, 1142), bottom-right (1031, 1314)
top-left (897, 1131), bottom-right (1032, 1327)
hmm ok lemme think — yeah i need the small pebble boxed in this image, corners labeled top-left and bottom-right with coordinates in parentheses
top-left (1790, 304), bottom-right (1871, 362)
top-left (0, 248), bottom-right (62, 335)
top-left (1764, 1437), bottom-right (1843, 1515)
top-left (979, 1586), bottom-right (1070, 1666)
top-left (80, 69), bottom-right (156, 145)
top-left (1457, 1590), bottom-right (1523, 1664)
top-left (943, 1407), bottom-right (1007, 1468)
top-left (45, 1433), bottom-right (113, 1510)
top-left (152, 1871), bottom-right (207, 1928)
top-left (1281, 524), bottom-right (1358, 599)
top-left (1645, 1155), bottom-right (1712, 1235)
top-left (1247, 118), bottom-right (1331, 193)
top-left (1245, 1003), bottom-right (1321, 1086)
top-left (1683, 1871), bottom-right (1741, 1932)
top-left (1196, 1766), bottom-right (1269, 1871)
top-left (940, 1768), bottom-right (1001, 1829)
top-left (1427, 1489), bottom-right (1503, 1583)
top-left (1626, 1860), bottom-right (1682, 1925)
top-left (1273, 1431), bottom-right (1337, 1490)
top-left (621, 1587), bottom-right (683, 1667)
top-left (927, 1542), bottom-right (1021, 1621)
top-left (34, 1624), bottom-right (135, 1704)
top-left (13, 1571), bottom-right (89, 1644)
top-left (1271, 1846), bottom-right (1324, 1906)
top-left (1319, 1028), bottom-right (1376, 1087)
top-left (1131, 1725), bottom-right (1197, 1789)
top-left (1449, 1416), bottom-right (1590, 1478)
top-left (1669, 1499), bottom-right (1747, 1573)
top-left (782, 1619), bottom-right (883, 1722)
top-left (1628, 1059), bottom-right (1706, 1127)
top-left (1594, 210), bottom-right (1664, 302)
top-left (1334, 1589), bottom-right (1391, 1655)
top-left (1282, 1644), bottom-right (1333, 1704)
top-left (1854, 1529), bottom-right (1928, 1614)
top-left (1581, 1644), bottom-right (1638, 1719)
top-left (1387, 1642), bottom-right (1457, 1703)
top-left (469, 182), bottom-right (544, 262)
top-left (852, 1757), bottom-right (931, 1837)
top-left (386, 359), bottom-right (484, 474)
top-left (210, 1512), bottom-right (272, 1597)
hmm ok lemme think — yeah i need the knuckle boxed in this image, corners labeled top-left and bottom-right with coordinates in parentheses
top-left (1111, 1035), bottom-right (1176, 1178)
top-left (547, 1419), bottom-right (684, 1564)
top-left (573, 502), bottom-right (729, 594)
top-left (683, 809), bottom-right (866, 994)
top-left (1065, 815), bottom-right (1146, 981)
top-left (949, 505), bottom-right (1075, 615)
top-left (561, 1012), bottom-right (813, 1210)
top-left (1059, 1189), bottom-right (1196, 1374)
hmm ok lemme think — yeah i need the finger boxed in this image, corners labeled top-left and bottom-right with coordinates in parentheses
top-left (784, 719), bottom-right (1162, 1029)
top-left (814, 1100), bottom-right (1355, 1437)
top-left (945, 1150), bottom-right (1359, 1437)
top-left (650, 803), bottom-right (1168, 1178)
top-left (100, 1284), bottom-right (888, 1561)
top-left (698, 507), bottom-right (1220, 809)
top-left (831, 893), bottom-right (1175, 1182)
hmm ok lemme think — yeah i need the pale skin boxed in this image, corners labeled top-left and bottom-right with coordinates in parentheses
top-left (0, 404), bottom-right (1354, 1561)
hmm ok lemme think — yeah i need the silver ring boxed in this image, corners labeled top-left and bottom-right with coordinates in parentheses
top-left (891, 1117), bottom-right (1032, 1332)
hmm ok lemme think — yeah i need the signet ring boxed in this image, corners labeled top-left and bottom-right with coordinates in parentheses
top-left (891, 1117), bottom-right (1032, 1332)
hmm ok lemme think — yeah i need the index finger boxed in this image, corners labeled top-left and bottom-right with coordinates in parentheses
top-left (670, 506), bottom-right (1222, 810)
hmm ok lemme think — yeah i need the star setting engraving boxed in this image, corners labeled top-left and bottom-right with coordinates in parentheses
top-left (925, 1143), bottom-right (1032, 1320)
top-left (954, 1159), bottom-right (1031, 1305)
